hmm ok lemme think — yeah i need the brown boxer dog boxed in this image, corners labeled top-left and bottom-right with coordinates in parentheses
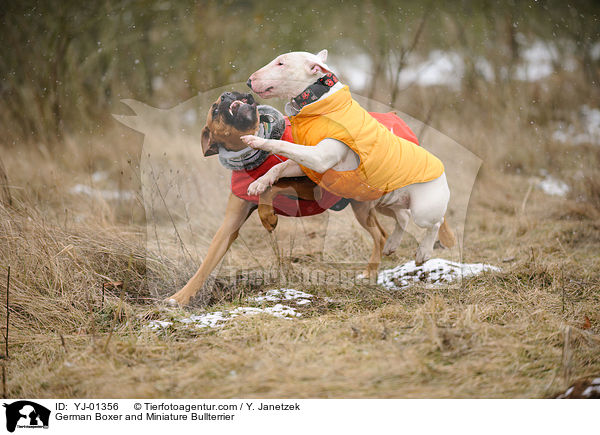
top-left (165, 92), bottom-right (332, 306)
top-left (200, 91), bottom-right (323, 230)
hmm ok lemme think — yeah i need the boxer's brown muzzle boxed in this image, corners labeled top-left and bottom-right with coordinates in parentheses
top-left (201, 91), bottom-right (259, 156)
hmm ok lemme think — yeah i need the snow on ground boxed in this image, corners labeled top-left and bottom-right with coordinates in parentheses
top-left (331, 50), bottom-right (466, 91)
top-left (474, 57), bottom-right (495, 82)
top-left (328, 52), bottom-right (373, 90)
top-left (149, 262), bottom-right (500, 331)
top-left (148, 288), bottom-right (313, 331)
top-left (248, 288), bottom-right (313, 305)
top-left (397, 51), bottom-right (465, 90)
top-left (556, 377), bottom-right (600, 399)
top-left (331, 38), bottom-right (583, 93)
top-left (537, 174), bottom-right (570, 197)
top-left (582, 381), bottom-right (600, 398)
top-left (70, 171), bottom-right (135, 201)
top-left (514, 40), bottom-right (559, 82)
top-left (553, 105), bottom-right (600, 146)
top-left (377, 258), bottom-right (500, 290)
top-left (70, 184), bottom-right (135, 201)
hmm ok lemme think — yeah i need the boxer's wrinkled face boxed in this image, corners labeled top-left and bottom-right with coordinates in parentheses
top-left (201, 92), bottom-right (259, 156)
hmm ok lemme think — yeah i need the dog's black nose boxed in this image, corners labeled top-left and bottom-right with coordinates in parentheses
top-left (246, 78), bottom-right (252, 89)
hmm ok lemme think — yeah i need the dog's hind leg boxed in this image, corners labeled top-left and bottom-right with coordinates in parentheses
top-left (374, 212), bottom-right (388, 239)
top-left (351, 200), bottom-right (385, 280)
top-left (381, 208), bottom-right (410, 256)
top-left (415, 220), bottom-right (442, 265)
top-left (257, 189), bottom-right (279, 232)
top-left (408, 173), bottom-right (450, 265)
top-left (258, 178), bottom-right (322, 232)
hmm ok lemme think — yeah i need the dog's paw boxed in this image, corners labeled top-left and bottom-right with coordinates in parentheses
top-left (241, 134), bottom-right (270, 151)
top-left (164, 292), bottom-right (191, 307)
top-left (357, 269), bottom-right (378, 283)
top-left (383, 238), bottom-right (399, 256)
top-left (248, 179), bottom-right (270, 196)
top-left (164, 298), bottom-right (180, 308)
top-left (415, 248), bottom-right (431, 266)
top-left (258, 204), bottom-right (278, 232)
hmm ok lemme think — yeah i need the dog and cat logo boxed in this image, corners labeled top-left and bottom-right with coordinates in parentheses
top-left (2, 401), bottom-right (50, 432)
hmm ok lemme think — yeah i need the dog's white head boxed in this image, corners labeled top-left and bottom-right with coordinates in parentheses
top-left (247, 50), bottom-right (331, 100)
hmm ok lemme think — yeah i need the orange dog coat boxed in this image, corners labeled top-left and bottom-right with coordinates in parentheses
top-left (290, 86), bottom-right (444, 201)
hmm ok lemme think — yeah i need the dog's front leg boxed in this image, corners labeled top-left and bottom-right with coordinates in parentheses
top-left (248, 159), bottom-right (303, 196)
top-left (166, 193), bottom-right (255, 306)
top-left (241, 135), bottom-right (347, 173)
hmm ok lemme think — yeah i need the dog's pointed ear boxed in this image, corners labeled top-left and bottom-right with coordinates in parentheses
top-left (306, 50), bottom-right (331, 75)
top-left (201, 126), bottom-right (219, 156)
top-left (316, 49), bottom-right (328, 63)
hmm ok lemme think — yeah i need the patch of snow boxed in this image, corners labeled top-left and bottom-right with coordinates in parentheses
top-left (332, 39), bottom-right (580, 92)
top-left (177, 304), bottom-right (302, 329)
top-left (70, 184), bottom-right (135, 201)
top-left (148, 288), bottom-right (314, 332)
top-left (475, 57), bottom-right (495, 82)
top-left (552, 125), bottom-right (570, 144)
top-left (556, 386), bottom-right (574, 399)
top-left (248, 288), bottom-right (313, 306)
top-left (185, 311), bottom-right (230, 328)
top-left (580, 105), bottom-right (600, 144)
top-left (91, 171), bottom-right (108, 182)
top-left (553, 105), bottom-right (600, 146)
top-left (563, 57), bottom-right (578, 72)
top-left (537, 171), bottom-right (570, 197)
top-left (514, 40), bottom-right (558, 82)
top-left (397, 51), bottom-right (464, 90)
top-left (262, 304), bottom-right (303, 318)
top-left (227, 306), bottom-right (269, 320)
top-left (329, 53), bottom-right (373, 90)
top-left (148, 320), bottom-right (173, 329)
top-left (514, 61), bottom-right (553, 82)
top-left (582, 385), bottom-right (600, 398)
top-left (377, 258), bottom-right (500, 290)
top-left (334, 49), bottom-right (466, 90)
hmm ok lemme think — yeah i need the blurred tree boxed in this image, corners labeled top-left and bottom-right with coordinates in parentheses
top-left (0, 0), bottom-right (598, 146)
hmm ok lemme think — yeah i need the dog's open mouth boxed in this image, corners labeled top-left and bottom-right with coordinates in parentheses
top-left (229, 99), bottom-right (247, 116)
top-left (217, 92), bottom-right (258, 131)
top-left (228, 97), bottom-right (257, 117)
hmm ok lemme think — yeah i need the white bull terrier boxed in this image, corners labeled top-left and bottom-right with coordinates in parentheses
top-left (242, 49), bottom-right (453, 266)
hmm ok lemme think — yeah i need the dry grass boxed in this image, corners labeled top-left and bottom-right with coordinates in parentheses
top-left (1, 1), bottom-right (599, 398)
top-left (1, 118), bottom-right (599, 398)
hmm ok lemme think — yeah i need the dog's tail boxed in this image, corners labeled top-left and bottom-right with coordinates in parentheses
top-left (438, 216), bottom-right (456, 249)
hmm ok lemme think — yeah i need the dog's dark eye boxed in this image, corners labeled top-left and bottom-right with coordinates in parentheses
top-left (277, 61), bottom-right (283, 66)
